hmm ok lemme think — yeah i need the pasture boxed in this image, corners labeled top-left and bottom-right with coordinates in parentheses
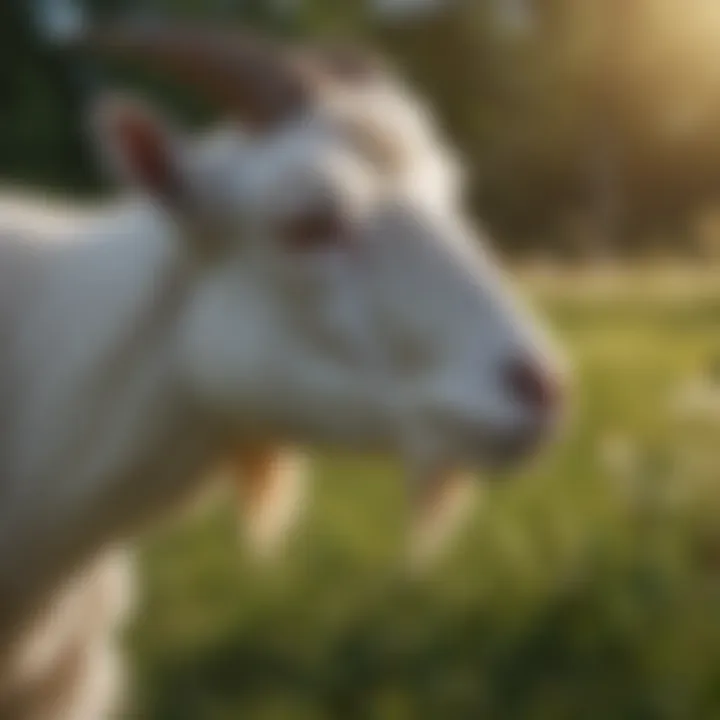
top-left (129, 268), bottom-right (720, 719)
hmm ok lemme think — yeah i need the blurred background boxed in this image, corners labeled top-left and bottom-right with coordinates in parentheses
top-left (3, 0), bottom-right (720, 717)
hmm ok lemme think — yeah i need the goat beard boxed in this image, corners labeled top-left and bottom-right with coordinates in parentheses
top-left (404, 468), bottom-right (479, 572)
top-left (226, 444), bottom-right (479, 570)
top-left (224, 445), bottom-right (308, 561)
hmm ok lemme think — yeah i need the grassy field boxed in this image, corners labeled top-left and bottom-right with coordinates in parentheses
top-left (128, 270), bottom-right (720, 720)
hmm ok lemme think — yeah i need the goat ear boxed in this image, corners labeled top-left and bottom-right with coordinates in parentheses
top-left (92, 95), bottom-right (189, 209)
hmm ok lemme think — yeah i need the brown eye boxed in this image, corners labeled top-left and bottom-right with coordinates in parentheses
top-left (280, 207), bottom-right (346, 251)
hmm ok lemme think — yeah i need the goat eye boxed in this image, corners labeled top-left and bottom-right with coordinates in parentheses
top-left (280, 208), bottom-right (345, 251)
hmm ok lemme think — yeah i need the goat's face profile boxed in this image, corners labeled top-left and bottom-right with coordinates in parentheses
top-left (87, 27), bottom-right (567, 478)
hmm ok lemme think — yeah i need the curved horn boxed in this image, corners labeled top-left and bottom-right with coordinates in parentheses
top-left (310, 43), bottom-right (388, 84)
top-left (74, 24), bottom-right (316, 129)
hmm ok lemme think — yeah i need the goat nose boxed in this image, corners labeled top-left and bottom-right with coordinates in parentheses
top-left (503, 357), bottom-right (564, 418)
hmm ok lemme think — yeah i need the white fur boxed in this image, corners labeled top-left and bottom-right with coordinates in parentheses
top-left (0, 76), bottom-right (563, 717)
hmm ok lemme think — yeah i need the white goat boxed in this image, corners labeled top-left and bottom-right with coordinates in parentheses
top-left (0, 25), bottom-right (565, 719)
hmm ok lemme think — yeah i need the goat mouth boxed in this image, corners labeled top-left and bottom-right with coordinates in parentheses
top-left (462, 421), bottom-right (556, 473)
top-left (488, 427), bottom-right (547, 465)
top-left (412, 410), bottom-right (559, 475)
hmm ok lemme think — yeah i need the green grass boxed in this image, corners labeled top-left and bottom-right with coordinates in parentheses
top-left (128, 274), bottom-right (720, 719)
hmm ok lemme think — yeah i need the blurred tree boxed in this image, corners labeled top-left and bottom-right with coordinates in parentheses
top-left (3, 0), bottom-right (720, 255)
top-left (0, 0), bottom-right (99, 192)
